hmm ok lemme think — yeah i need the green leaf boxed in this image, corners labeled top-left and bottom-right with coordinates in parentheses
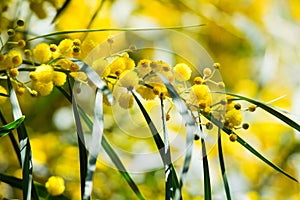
top-left (224, 92), bottom-right (300, 132)
top-left (235, 133), bottom-right (298, 182)
top-left (217, 126), bottom-right (231, 200)
top-left (0, 173), bottom-right (22, 189)
top-left (132, 91), bottom-right (180, 197)
top-left (0, 111), bottom-right (22, 165)
top-left (35, 183), bottom-right (70, 200)
top-left (160, 97), bottom-right (173, 200)
top-left (58, 86), bottom-right (145, 200)
top-left (78, 106), bottom-right (146, 200)
top-left (157, 73), bottom-right (198, 200)
top-left (0, 116), bottom-right (25, 137)
top-left (7, 76), bottom-right (36, 200)
top-left (202, 138), bottom-right (212, 200)
top-left (27, 24), bottom-right (205, 41)
top-left (207, 115), bottom-right (298, 183)
top-left (72, 94), bottom-right (88, 199)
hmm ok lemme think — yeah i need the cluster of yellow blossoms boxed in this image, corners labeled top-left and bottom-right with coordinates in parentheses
top-left (26, 38), bottom-right (95, 96)
top-left (0, 21), bottom-right (257, 140)
top-left (0, 22), bottom-right (96, 97)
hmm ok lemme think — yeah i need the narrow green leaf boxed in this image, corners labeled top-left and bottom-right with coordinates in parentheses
top-left (157, 73), bottom-right (198, 200)
top-left (224, 92), bottom-right (300, 132)
top-left (0, 173), bottom-right (22, 189)
top-left (217, 125), bottom-right (231, 200)
top-left (0, 111), bottom-right (22, 165)
top-left (35, 183), bottom-right (70, 200)
top-left (27, 24), bottom-right (205, 41)
top-left (160, 97), bottom-right (173, 200)
top-left (132, 91), bottom-right (180, 196)
top-left (0, 116), bottom-right (25, 137)
top-left (206, 115), bottom-right (298, 183)
top-left (58, 86), bottom-right (145, 200)
top-left (235, 133), bottom-right (298, 182)
top-left (7, 76), bottom-right (35, 200)
top-left (79, 107), bottom-right (146, 200)
top-left (83, 89), bottom-right (104, 200)
top-left (72, 95), bottom-right (88, 199)
top-left (202, 138), bottom-right (212, 200)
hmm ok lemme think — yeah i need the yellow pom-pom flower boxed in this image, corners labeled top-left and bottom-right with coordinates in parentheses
top-left (2, 50), bottom-right (23, 69)
top-left (118, 70), bottom-right (139, 90)
top-left (53, 72), bottom-right (67, 86)
top-left (152, 83), bottom-right (168, 99)
top-left (136, 85), bottom-right (156, 100)
top-left (123, 53), bottom-right (135, 71)
top-left (32, 81), bottom-right (54, 96)
top-left (137, 59), bottom-right (152, 78)
top-left (109, 53), bottom-right (135, 75)
top-left (45, 176), bottom-right (65, 196)
top-left (190, 84), bottom-right (211, 107)
top-left (118, 93), bottom-right (134, 109)
top-left (30, 64), bottom-right (54, 83)
top-left (58, 39), bottom-right (73, 56)
top-left (55, 59), bottom-right (74, 70)
top-left (33, 43), bottom-right (52, 63)
top-left (0, 85), bottom-right (8, 104)
top-left (78, 39), bottom-right (96, 60)
top-left (225, 109), bottom-right (243, 128)
top-left (173, 63), bottom-right (192, 82)
top-left (9, 68), bottom-right (19, 78)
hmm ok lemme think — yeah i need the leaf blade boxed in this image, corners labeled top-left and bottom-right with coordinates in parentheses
top-left (224, 92), bottom-right (300, 132)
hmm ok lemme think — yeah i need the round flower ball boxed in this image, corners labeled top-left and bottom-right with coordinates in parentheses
top-left (45, 176), bottom-right (65, 196)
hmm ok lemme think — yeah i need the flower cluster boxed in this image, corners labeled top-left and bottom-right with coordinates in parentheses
top-left (0, 18), bottom-right (98, 97)
top-left (45, 176), bottom-right (65, 196)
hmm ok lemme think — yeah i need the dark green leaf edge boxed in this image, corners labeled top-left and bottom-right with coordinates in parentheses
top-left (7, 76), bottom-right (36, 200)
top-left (160, 97), bottom-right (173, 200)
top-left (27, 24), bottom-right (205, 41)
top-left (222, 92), bottom-right (300, 132)
top-left (0, 111), bottom-right (22, 166)
top-left (207, 115), bottom-right (298, 183)
top-left (132, 91), bottom-right (180, 197)
top-left (157, 73), bottom-right (198, 200)
top-left (58, 86), bottom-right (145, 200)
top-left (0, 116), bottom-right (25, 136)
top-left (217, 125), bottom-right (231, 200)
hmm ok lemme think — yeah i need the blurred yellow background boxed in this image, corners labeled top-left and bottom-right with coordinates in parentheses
top-left (1, 0), bottom-right (300, 199)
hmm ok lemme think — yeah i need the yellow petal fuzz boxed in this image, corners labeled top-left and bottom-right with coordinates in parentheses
top-left (173, 63), bottom-right (192, 82)
top-left (33, 43), bottom-right (52, 63)
top-left (109, 53), bottom-right (135, 75)
top-left (1, 50), bottom-right (23, 69)
top-left (190, 84), bottom-right (211, 107)
top-left (225, 109), bottom-right (243, 128)
top-left (137, 59), bottom-right (152, 77)
top-left (32, 81), bottom-right (54, 96)
top-left (45, 176), bottom-right (65, 196)
top-left (53, 72), bottom-right (67, 86)
top-left (58, 39), bottom-right (73, 56)
top-left (30, 64), bottom-right (54, 83)
top-left (118, 70), bottom-right (139, 90)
